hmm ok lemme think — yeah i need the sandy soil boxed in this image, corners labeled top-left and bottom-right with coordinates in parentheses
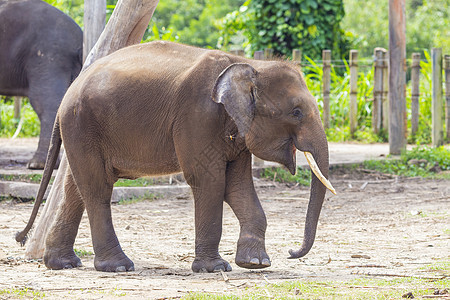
top-left (0, 168), bottom-right (448, 299)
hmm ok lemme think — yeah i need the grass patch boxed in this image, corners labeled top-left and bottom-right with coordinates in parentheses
top-left (260, 167), bottom-right (311, 186)
top-left (183, 277), bottom-right (449, 299)
top-left (117, 193), bottom-right (159, 205)
top-left (73, 248), bottom-right (94, 257)
top-left (114, 178), bottom-right (154, 187)
top-left (0, 287), bottom-right (45, 299)
top-left (362, 146), bottom-right (450, 179)
top-left (0, 173), bottom-right (47, 184)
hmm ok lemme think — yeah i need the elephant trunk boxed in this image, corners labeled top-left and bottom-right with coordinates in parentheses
top-left (289, 130), bottom-right (332, 259)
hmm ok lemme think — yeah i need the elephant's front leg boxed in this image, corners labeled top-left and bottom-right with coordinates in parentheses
top-left (225, 151), bottom-right (270, 269)
top-left (184, 162), bottom-right (231, 273)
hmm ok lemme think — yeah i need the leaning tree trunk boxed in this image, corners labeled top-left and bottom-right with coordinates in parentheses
top-left (24, 0), bottom-right (159, 259)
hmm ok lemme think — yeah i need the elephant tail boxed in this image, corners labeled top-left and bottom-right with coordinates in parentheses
top-left (15, 117), bottom-right (62, 246)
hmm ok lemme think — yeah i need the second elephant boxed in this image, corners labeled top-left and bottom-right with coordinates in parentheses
top-left (0, 0), bottom-right (83, 169)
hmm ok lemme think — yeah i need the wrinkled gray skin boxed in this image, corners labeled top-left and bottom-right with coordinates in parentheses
top-left (0, 0), bottom-right (82, 169)
top-left (17, 41), bottom-right (330, 273)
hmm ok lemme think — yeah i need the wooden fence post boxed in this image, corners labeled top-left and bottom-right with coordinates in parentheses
top-left (373, 48), bottom-right (384, 134)
top-left (444, 55), bottom-right (450, 142)
top-left (13, 96), bottom-right (22, 120)
top-left (381, 49), bottom-right (389, 131)
top-left (322, 50), bottom-right (331, 129)
top-left (292, 49), bottom-right (302, 66)
top-left (83, 0), bottom-right (106, 61)
top-left (254, 50), bottom-right (264, 60)
top-left (349, 50), bottom-right (358, 135)
top-left (410, 53), bottom-right (421, 137)
top-left (264, 48), bottom-right (273, 60)
top-left (431, 48), bottom-right (443, 147)
top-left (230, 49), bottom-right (245, 57)
top-left (388, 0), bottom-right (406, 154)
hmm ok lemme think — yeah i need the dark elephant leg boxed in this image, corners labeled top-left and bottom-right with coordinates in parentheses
top-left (44, 166), bottom-right (84, 269)
top-left (225, 151), bottom-right (270, 269)
top-left (26, 71), bottom-right (69, 169)
top-left (68, 157), bottom-right (134, 272)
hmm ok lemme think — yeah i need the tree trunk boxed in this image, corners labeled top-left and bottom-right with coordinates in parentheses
top-left (24, 0), bottom-right (159, 259)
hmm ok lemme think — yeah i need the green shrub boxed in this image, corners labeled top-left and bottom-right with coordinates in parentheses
top-left (363, 146), bottom-right (450, 178)
top-left (0, 97), bottom-right (40, 138)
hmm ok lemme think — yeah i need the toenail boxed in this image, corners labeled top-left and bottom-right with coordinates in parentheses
top-left (250, 258), bottom-right (259, 264)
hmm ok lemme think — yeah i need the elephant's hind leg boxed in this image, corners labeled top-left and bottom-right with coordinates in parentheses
top-left (44, 167), bottom-right (84, 269)
top-left (69, 157), bottom-right (134, 272)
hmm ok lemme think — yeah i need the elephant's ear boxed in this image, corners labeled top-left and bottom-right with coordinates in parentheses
top-left (212, 63), bottom-right (258, 137)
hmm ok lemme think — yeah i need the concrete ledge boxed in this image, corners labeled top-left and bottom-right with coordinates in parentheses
top-left (0, 180), bottom-right (191, 203)
top-left (0, 180), bottom-right (49, 200)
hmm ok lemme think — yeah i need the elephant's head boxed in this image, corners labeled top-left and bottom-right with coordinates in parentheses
top-left (212, 62), bottom-right (335, 258)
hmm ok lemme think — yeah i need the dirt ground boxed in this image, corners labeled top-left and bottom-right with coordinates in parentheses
top-left (0, 165), bottom-right (449, 299)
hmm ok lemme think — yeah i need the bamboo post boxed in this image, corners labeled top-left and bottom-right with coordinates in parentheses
top-left (264, 48), bottom-right (273, 60)
top-left (13, 96), bottom-right (22, 120)
top-left (230, 49), bottom-right (245, 57)
top-left (373, 48), bottom-right (384, 134)
top-left (83, 0), bottom-right (106, 62)
top-left (431, 48), bottom-right (443, 147)
top-left (24, 0), bottom-right (160, 259)
top-left (410, 53), bottom-right (421, 137)
top-left (322, 50), bottom-right (331, 129)
top-left (445, 55), bottom-right (450, 142)
top-left (292, 49), bottom-right (302, 66)
top-left (349, 50), bottom-right (358, 135)
top-left (254, 50), bottom-right (264, 60)
top-left (381, 49), bottom-right (389, 130)
top-left (388, 0), bottom-right (406, 154)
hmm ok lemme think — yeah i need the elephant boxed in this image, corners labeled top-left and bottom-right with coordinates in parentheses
top-left (0, 0), bottom-right (83, 169)
top-left (16, 41), bottom-right (335, 273)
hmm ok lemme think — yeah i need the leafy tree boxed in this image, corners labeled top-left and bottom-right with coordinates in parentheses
top-left (342, 0), bottom-right (449, 57)
top-left (219, 0), bottom-right (353, 60)
top-left (144, 0), bottom-right (244, 48)
top-left (43, 0), bottom-right (84, 27)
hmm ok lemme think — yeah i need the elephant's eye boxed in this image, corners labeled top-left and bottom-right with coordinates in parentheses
top-left (292, 108), bottom-right (303, 120)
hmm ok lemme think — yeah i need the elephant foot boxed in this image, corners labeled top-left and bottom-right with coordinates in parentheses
top-left (27, 156), bottom-right (46, 170)
top-left (27, 152), bottom-right (60, 169)
top-left (192, 256), bottom-right (232, 273)
top-left (235, 236), bottom-right (271, 269)
top-left (44, 249), bottom-right (82, 270)
top-left (94, 252), bottom-right (134, 272)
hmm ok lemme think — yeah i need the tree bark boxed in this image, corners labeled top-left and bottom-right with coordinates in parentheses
top-left (24, 0), bottom-right (159, 259)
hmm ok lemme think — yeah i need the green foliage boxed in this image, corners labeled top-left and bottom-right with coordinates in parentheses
top-left (43, 0), bottom-right (84, 27)
top-left (0, 97), bottom-right (40, 138)
top-left (73, 248), bottom-right (94, 257)
top-left (260, 167), bottom-right (311, 186)
top-left (144, 0), bottom-right (244, 48)
top-left (118, 193), bottom-right (159, 205)
top-left (0, 174), bottom-right (45, 184)
top-left (342, 0), bottom-right (450, 57)
top-left (114, 178), bottom-right (155, 187)
top-left (0, 288), bottom-right (45, 299)
top-left (363, 146), bottom-right (450, 179)
top-left (220, 0), bottom-right (353, 59)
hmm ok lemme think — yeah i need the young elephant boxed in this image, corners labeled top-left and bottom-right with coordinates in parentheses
top-left (0, 0), bottom-right (82, 169)
top-left (17, 41), bottom-right (335, 273)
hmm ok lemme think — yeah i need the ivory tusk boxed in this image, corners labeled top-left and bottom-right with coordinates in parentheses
top-left (304, 152), bottom-right (336, 195)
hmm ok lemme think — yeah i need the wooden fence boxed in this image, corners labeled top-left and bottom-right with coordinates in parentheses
top-left (230, 48), bottom-right (450, 147)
